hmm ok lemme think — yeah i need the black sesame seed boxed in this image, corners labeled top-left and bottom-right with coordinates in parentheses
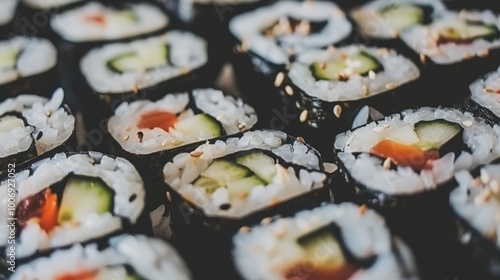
top-left (36, 131), bottom-right (43, 140)
top-left (129, 194), bottom-right (137, 202)
top-left (219, 203), bottom-right (231, 210)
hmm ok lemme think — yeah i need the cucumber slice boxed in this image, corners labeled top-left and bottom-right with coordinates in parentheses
top-left (175, 114), bottom-right (223, 140)
top-left (310, 51), bottom-right (382, 81)
top-left (0, 47), bottom-right (19, 71)
top-left (437, 21), bottom-right (498, 43)
top-left (384, 124), bottom-right (420, 145)
top-left (0, 115), bottom-right (25, 133)
top-left (193, 176), bottom-right (221, 193)
top-left (200, 159), bottom-right (253, 185)
top-left (108, 11), bottom-right (139, 26)
top-left (227, 176), bottom-right (266, 199)
top-left (414, 119), bottom-right (463, 151)
top-left (57, 175), bottom-right (114, 225)
top-left (297, 225), bottom-right (346, 266)
top-left (106, 45), bottom-right (169, 74)
top-left (236, 150), bottom-right (276, 183)
top-left (380, 5), bottom-right (423, 31)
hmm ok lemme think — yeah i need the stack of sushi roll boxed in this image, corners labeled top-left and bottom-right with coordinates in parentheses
top-left (400, 8), bottom-right (500, 105)
top-left (233, 203), bottom-right (419, 280)
top-left (12, 234), bottom-right (191, 279)
top-left (0, 36), bottom-right (58, 99)
top-left (334, 106), bottom-right (500, 278)
top-left (351, 0), bottom-right (446, 45)
top-left (0, 152), bottom-right (148, 263)
top-left (0, 88), bottom-right (76, 175)
top-left (466, 65), bottom-right (500, 124)
top-left (450, 162), bottom-right (500, 278)
top-left (0, 0), bottom-right (17, 36)
top-left (162, 129), bottom-right (330, 278)
top-left (229, 0), bottom-right (353, 114)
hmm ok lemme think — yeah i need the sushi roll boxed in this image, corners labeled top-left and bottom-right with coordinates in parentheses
top-left (279, 45), bottom-right (420, 159)
top-left (0, 0), bottom-right (17, 36)
top-left (466, 65), bottom-right (500, 124)
top-left (108, 88), bottom-right (257, 157)
top-left (229, 0), bottom-right (353, 116)
top-left (351, 0), bottom-right (446, 44)
top-left (233, 203), bottom-right (419, 280)
top-left (21, 0), bottom-right (83, 9)
top-left (12, 234), bottom-right (191, 279)
top-left (400, 9), bottom-right (500, 105)
top-left (0, 152), bottom-right (146, 261)
top-left (79, 30), bottom-right (211, 104)
top-left (50, 1), bottom-right (169, 43)
top-left (334, 107), bottom-right (500, 278)
top-left (162, 129), bottom-right (330, 279)
top-left (0, 36), bottom-right (59, 100)
top-left (450, 163), bottom-right (500, 278)
top-left (0, 88), bottom-right (75, 176)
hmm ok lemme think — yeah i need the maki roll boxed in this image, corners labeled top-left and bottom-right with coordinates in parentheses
top-left (0, 88), bottom-right (75, 175)
top-left (0, 36), bottom-right (58, 99)
top-left (466, 65), bottom-right (500, 124)
top-left (80, 30), bottom-right (210, 103)
top-left (12, 234), bottom-right (191, 279)
top-left (334, 107), bottom-right (500, 278)
top-left (0, 152), bottom-right (146, 260)
top-left (0, 0), bottom-right (17, 35)
top-left (50, 1), bottom-right (169, 43)
top-left (351, 0), bottom-right (446, 43)
top-left (280, 45), bottom-right (420, 159)
top-left (20, 0), bottom-right (83, 9)
top-left (162, 130), bottom-right (330, 278)
top-left (450, 163), bottom-right (500, 278)
top-left (108, 88), bottom-right (257, 157)
top-left (400, 9), bottom-right (500, 105)
top-left (229, 0), bottom-right (352, 114)
top-left (233, 203), bottom-right (419, 280)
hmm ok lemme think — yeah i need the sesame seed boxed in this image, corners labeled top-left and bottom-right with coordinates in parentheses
top-left (285, 85), bottom-right (294, 96)
top-left (46, 110), bottom-right (52, 117)
top-left (362, 85), bottom-right (369, 96)
top-left (136, 131), bottom-right (144, 143)
top-left (485, 88), bottom-right (495, 93)
top-left (190, 150), bottom-right (203, 158)
top-left (261, 217), bottom-right (273, 225)
top-left (238, 123), bottom-right (246, 130)
top-left (240, 40), bottom-right (249, 52)
top-left (372, 126), bottom-right (386, 133)
top-left (299, 110), bottom-right (308, 122)
top-left (296, 136), bottom-right (305, 143)
top-left (274, 72), bottom-right (285, 87)
top-left (385, 83), bottom-right (398, 90)
top-left (166, 191), bottom-right (172, 202)
top-left (358, 204), bottom-right (368, 215)
top-left (125, 126), bottom-right (131, 132)
top-left (477, 49), bottom-right (489, 57)
top-left (420, 53), bottom-right (426, 65)
top-left (333, 105), bottom-right (342, 118)
top-left (122, 135), bottom-right (130, 141)
top-left (481, 170), bottom-right (491, 185)
top-left (383, 158), bottom-right (391, 169)
top-left (172, 139), bottom-right (183, 146)
top-left (368, 71), bottom-right (376, 80)
top-left (461, 120), bottom-right (473, 127)
top-left (239, 226), bottom-right (251, 233)
top-left (463, 52), bottom-right (473, 59)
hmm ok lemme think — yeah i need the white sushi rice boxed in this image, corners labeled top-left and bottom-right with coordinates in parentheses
top-left (351, 0), bottom-right (446, 39)
top-left (0, 36), bottom-right (57, 86)
top-left (108, 88), bottom-right (257, 155)
top-left (335, 107), bottom-right (500, 195)
top-left (0, 88), bottom-right (75, 159)
top-left (470, 65), bottom-right (500, 118)
top-left (229, 0), bottom-right (352, 65)
top-left (0, 152), bottom-right (145, 258)
top-left (22, 0), bottom-right (82, 9)
top-left (163, 130), bottom-right (326, 218)
top-left (0, 0), bottom-right (17, 25)
top-left (50, 2), bottom-right (169, 42)
top-left (13, 234), bottom-right (191, 280)
top-left (451, 164), bottom-right (500, 247)
top-left (288, 45), bottom-right (420, 102)
top-left (233, 202), bottom-right (418, 280)
top-left (80, 30), bottom-right (207, 94)
top-left (400, 10), bottom-right (500, 65)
